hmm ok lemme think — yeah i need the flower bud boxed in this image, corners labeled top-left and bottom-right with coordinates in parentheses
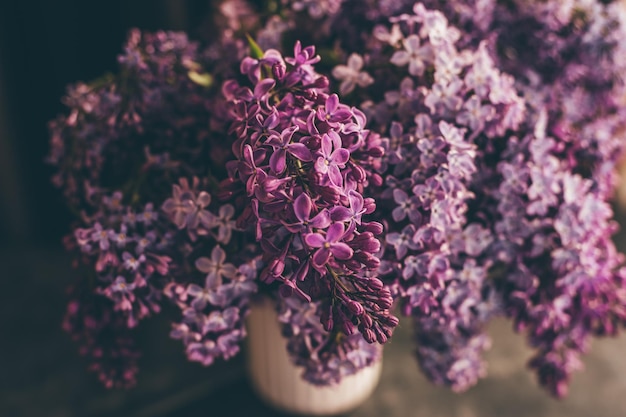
top-left (363, 198), bottom-right (376, 214)
top-left (361, 313), bottom-right (373, 328)
top-left (351, 164), bottom-right (366, 181)
top-left (374, 327), bottom-right (388, 344)
top-left (367, 146), bottom-right (384, 158)
top-left (382, 315), bottom-right (400, 327)
top-left (342, 320), bottom-right (355, 335)
top-left (312, 75), bottom-right (329, 89)
top-left (363, 328), bottom-right (376, 343)
top-left (370, 173), bottom-right (383, 187)
top-left (272, 62), bottom-right (286, 80)
top-left (364, 221), bottom-right (384, 235)
top-left (347, 300), bottom-right (365, 316)
top-left (367, 278), bottom-right (384, 291)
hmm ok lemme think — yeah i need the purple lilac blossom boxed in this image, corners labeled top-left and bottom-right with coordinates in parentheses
top-left (419, 0), bottom-right (626, 197)
top-left (277, 296), bottom-right (382, 385)
top-left (71, 190), bottom-right (172, 328)
top-left (266, 0), bottom-right (626, 397)
top-left (222, 41), bottom-right (397, 379)
top-left (224, 41), bottom-right (396, 341)
top-left (348, 5), bottom-right (522, 393)
top-left (51, 29), bottom-right (260, 388)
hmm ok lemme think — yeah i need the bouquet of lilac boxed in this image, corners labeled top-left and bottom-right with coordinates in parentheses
top-left (50, 0), bottom-right (626, 399)
top-left (50, 28), bottom-right (396, 388)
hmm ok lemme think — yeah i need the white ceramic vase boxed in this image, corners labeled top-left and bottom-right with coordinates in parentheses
top-left (246, 298), bottom-right (382, 416)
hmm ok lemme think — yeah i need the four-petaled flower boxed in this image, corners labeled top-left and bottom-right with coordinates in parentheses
top-left (195, 246), bottom-right (237, 286)
top-left (315, 131), bottom-right (350, 186)
top-left (267, 126), bottom-right (313, 174)
top-left (123, 252), bottom-right (145, 271)
top-left (332, 53), bottom-right (374, 95)
top-left (91, 223), bottom-right (111, 251)
top-left (304, 222), bottom-right (354, 267)
top-left (285, 193), bottom-right (331, 233)
top-left (390, 34), bottom-right (433, 76)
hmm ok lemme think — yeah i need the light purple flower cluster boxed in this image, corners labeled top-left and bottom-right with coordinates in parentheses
top-left (488, 122), bottom-right (626, 398)
top-left (420, 0), bottom-right (626, 196)
top-left (71, 191), bottom-right (171, 328)
top-left (222, 41), bottom-right (398, 374)
top-left (306, 4), bottom-right (521, 392)
top-left (159, 177), bottom-right (261, 367)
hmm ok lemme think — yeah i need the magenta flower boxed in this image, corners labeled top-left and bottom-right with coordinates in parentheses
top-left (330, 190), bottom-right (366, 231)
top-left (317, 94), bottom-right (353, 126)
top-left (304, 222), bottom-right (354, 267)
top-left (267, 126), bottom-right (313, 173)
top-left (284, 193), bottom-right (331, 233)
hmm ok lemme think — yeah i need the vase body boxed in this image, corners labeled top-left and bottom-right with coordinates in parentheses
top-left (246, 297), bottom-right (382, 416)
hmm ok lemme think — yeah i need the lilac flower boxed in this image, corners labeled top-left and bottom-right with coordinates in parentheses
top-left (392, 189), bottom-right (422, 223)
top-left (186, 282), bottom-right (224, 311)
top-left (138, 203), bottom-right (158, 225)
top-left (285, 193), bottom-right (331, 233)
top-left (122, 252), bottom-right (145, 271)
top-left (204, 307), bottom-right (239, 333)
top-left (109, 224), bottom-right (129, 248)
top-left (314, 131), bottom-right (350, 185)
top-left (268, 126), bottom-right (313, 173)
top-left (332, 53), bottom-right (374, 95)
top-left (186, 340), bottom-right (221, 366)
top-left (330, 190), bottom-right (366, 228)
top-left (456, 96), bottom-right (494, 131)
top-left (195, 246), bottom-right (237, 285)
top-left (317, 94), bottom-right (353, 126)
top-left (161, 183), bottom-right (195, 229)
top-left (424, 79), bottom-right (463, 113)
top-left (390, 34), bottom-right (433, 76)
top-left (385, 225), bottom-right (420, 259)
top-left (91, 223), bottom-right (111, 251)
top-left (305, 223), bottom-right (354, 267)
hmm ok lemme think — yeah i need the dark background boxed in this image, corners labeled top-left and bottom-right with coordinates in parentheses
top-left (0, 0), bottom-right (211, 249)
top-left (2, 2), bottom-right (626, 416)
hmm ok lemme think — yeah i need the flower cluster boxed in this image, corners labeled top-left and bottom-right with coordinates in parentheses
top-left (351, 5), bottom-right (522, 392)
top-left (160, 178), bottom-right (261, 367)
top-left (70, 191), bottom-right (171, 328)
top-left (420, 0), bottom-right (626, 196)
top-left (222, 42), bottom-right (398, 378)
top-left (489, 123), bottom-right (626, 398)
top-left (52, 26), bottom-right (392, 388)
top-left (51, 0), bottom-right (626, 399)
top-left (278, 296), bottom-right (382, 385)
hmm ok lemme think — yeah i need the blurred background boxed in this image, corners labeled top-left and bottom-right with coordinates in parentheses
top-left (1, 1), bottom-right (626, 416)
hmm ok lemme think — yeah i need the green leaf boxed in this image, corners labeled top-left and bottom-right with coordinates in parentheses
top-left (188, 71), bottom-right (213, 87)
top-left (246, 33), bottom-right (264, 59)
